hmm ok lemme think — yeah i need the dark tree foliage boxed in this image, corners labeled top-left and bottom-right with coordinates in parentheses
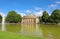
top-left (39, 9), bottom-right (60, 24)
top-left (50, 9), bottom-right (60, 24)
top-left (0, 15), bottom-right (2, 23)
top-left (41, 11), bottom-right (49, 24)
top-left (6, 11), bottom-right (22, 23)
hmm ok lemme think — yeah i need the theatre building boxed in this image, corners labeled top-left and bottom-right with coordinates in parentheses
top-left (21, 14), bottom-right (39, 24)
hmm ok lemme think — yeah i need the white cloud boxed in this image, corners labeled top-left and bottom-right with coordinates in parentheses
top-left (34, 10), bottom-right (51, 17)
top-left (25, 10), bottom-right (32, 13)
top-left (34, 10), bottom-right (43, 16)
top-left (49, 4), bottom-right (57, 8)
top-left (48, 1), bottom-right (60, 9)
top-left (18, 13), bottom-right (26, 17)
top-left (35, 7), bottom-right (42, 10)
top-left (15, 10), bottom-right (26, 17)
top-left (0, 12), bottom-right (6, 17)
top-left (56, 1), bottom-right (60, 4)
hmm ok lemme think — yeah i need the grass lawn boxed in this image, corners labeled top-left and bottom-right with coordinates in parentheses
top-left (0, 31), bottom-right (44, 39)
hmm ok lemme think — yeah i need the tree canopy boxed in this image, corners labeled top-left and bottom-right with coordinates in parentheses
top-left (0, 15), bottom-right (2, 23)
top-left (41, 11), bottom-right (49, 23)
top-left (6, 11), bottom-right (22, 23)
top-left (39, 9), bottom-right (60, 24)
top-left (50, 9), bottom-right (60, 24)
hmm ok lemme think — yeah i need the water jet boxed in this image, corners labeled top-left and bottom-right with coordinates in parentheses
top-left (2, 14), bottom-right (5, 31)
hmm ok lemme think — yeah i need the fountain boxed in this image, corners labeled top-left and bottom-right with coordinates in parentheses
top-left (2, 14), bottom-right (5, 31)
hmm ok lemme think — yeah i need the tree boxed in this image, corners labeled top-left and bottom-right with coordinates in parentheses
top-left (42, 11), bottom-right (49, 24)
top-left (50, 9), bottom-right (60, 24)
top-left (48, 16), bottom-right (54, 23)
top-left (6, 11), bottom-right (22, 23)
top-left (0, 15), bottom-right (2, 23)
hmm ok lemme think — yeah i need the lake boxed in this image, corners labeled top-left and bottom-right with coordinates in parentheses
top-left (0, 23), bottom-right (60, 39)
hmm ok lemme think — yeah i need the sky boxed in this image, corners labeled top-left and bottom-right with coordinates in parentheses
top-left (0, 0), bottom-right (60, 16)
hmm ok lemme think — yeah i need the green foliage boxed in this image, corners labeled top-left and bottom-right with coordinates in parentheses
top-left (6, 11), bottom-right (22, 23)
top-left (48, 16), bottom-right (54, 23)
top-left (41, 11), bottom-right (49, 23)
top-left (39, 9), bottom-right (60, 24)
top-left (0, 15), bottom-right (2, 23)
top-left (50, 9), bottom-right (60, 24)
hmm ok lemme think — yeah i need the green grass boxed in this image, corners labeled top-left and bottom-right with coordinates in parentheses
top-left (0, 31), bottom-right (44, 39)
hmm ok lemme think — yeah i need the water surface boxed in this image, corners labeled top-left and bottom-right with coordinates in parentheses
top-left (0, 24), bottom-right (60, 39)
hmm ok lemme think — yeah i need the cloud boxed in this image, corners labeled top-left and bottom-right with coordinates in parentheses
top-left (0, 10), bottom-right (26, 17)
top-left (33, 7), bottom-right (44, 16)
top-left (48, 1), bottom-right (60, 8)
top-left (24, 7), bottom-right (43, 17)
top-left (25, 10), bottom-right (32, 13)
top-left (0, 12), bottom-right (6, 17)
top-left (56, 1), bottom-right (60, 4)
top-left (34, 10), bottom-right (43, 16)
top-left (35, 7), bottom-right (42, 10)
top-left (18, 13), bottom-right (26, 17)
top-left (15, 10), bottom-right (26, 17)
top-left (49, 4), bottom-right (57, 8)
top-left (47, 1), bottom-right (60, 13)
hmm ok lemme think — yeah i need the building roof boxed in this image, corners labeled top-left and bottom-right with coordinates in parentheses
top-left (23, 14), bottom-right (36, 18)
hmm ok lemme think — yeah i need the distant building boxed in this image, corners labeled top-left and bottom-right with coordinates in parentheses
top-left (21, 14), bottom-right (39, 24)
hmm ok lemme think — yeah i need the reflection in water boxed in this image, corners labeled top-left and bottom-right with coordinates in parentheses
top-left (20, 24), bottom-right (43, 37)
top-left (36, 24), bottom-right (43, 37)
top-left (0, 23), bottom-right (60, 39)
top-left (47, 32), bottom-right (53, 39)
top-left (2, 23), bottom-right (6, 31)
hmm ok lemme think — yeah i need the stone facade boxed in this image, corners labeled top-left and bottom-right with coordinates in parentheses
top-left (21, 14), bottom-right (39, 24)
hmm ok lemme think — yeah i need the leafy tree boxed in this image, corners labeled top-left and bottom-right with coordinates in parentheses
top-left (50, 9), bottom-right (60, 24)
top-left (48, 16), bottom-right (54, 23)
top-left (6, 11), bottom-right (22, 23)
top-left (42, 11), bottom-right (49, 24)
top-left (0, 15), bottom-right (2, 23)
